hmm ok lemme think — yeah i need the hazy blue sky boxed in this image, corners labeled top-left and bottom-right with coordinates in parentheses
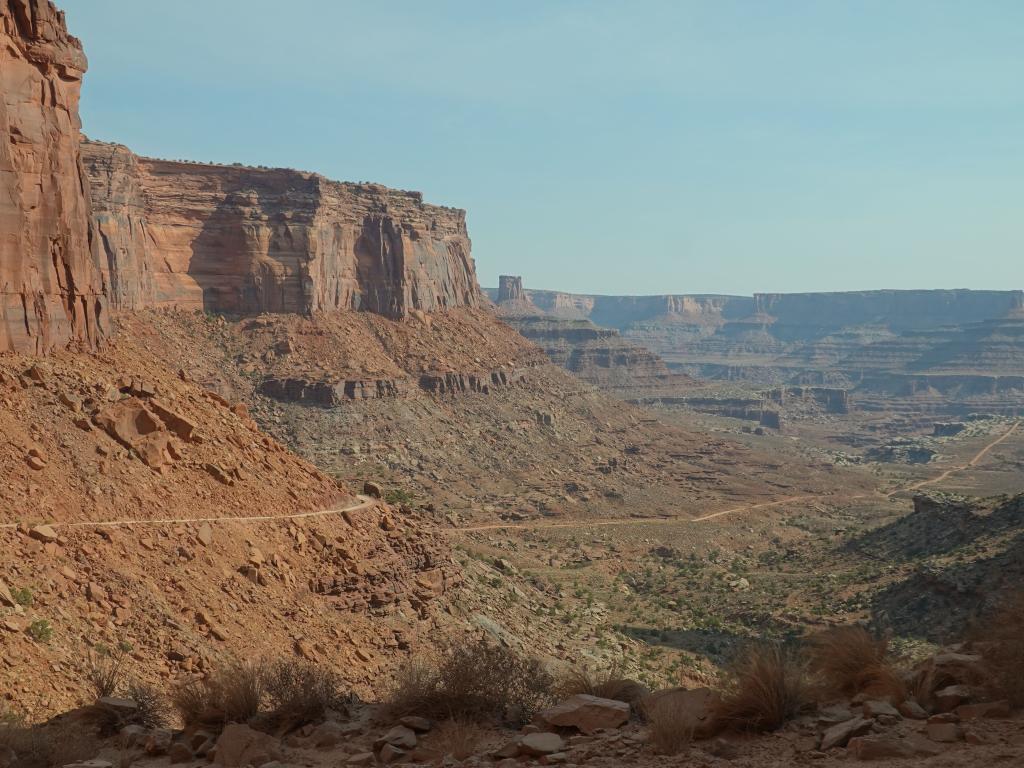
top-left (63, 1), bottom-right (1023, 296)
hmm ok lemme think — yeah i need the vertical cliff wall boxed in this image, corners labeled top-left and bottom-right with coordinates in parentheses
top-left (82, 142), bottom-right (482, 319)
top-left (0, 0), bottom-right (106, 353)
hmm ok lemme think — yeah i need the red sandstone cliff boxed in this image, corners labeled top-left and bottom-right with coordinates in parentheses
top-left (0, 0), bottom-right (106, 353)
top-left (83, 141), bottom-right (482, 319)
top-left (1, 0), bottom-right (484, 356)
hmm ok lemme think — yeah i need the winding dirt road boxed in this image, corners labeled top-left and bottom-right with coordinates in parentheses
top-left (0, 495), bottom-right (378, 532)
top-left (451, 419), bottom-right (1022, 534)
top-left (2, 421), bottom-right (1018, 535)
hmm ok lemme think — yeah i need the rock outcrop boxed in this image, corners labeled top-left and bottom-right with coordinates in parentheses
top-left (1, 0), bottom-right (106, 354)
top-left (492, 277), bottom-right (689, 396)
top-left (82, 140), bottom-right (482, 319)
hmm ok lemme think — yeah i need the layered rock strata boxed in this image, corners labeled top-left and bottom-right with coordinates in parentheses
top-left (494, 282), bottom-right (1024, 413)
top-left (82, 140), bottom-right (482, 319)
top-left (256, 368), bottom-right (524, 406)
top-left (0, 0), bottom-right (107, 353)
top-left (492, 279), bottom-right (686, 395)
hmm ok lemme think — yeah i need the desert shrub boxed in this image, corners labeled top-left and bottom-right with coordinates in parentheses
top-left (26, 619), bottom-right (52, 643)
top-left (715, 644), bottom-right (809, 732)
top-left (645, 695), bottom-right (695, 755)
top-left (87, 643), bottom-right (130, 698)
top-left (262, 659), bottom-right (350, 732)
top-left (970, 592), bottom-right (1024, 706)
top-left (11, 587), bottom-right (33, 607)
top-left (556, 662), bottom-right (649, 704)
top-left (173, 661), bottom-right (265, 728)
top-left (124, 682), bottom-right (171, 730)
top-left (386, 641), bottom-right (554, 725)
top-left (384, 488), bottom-right (415, 506)
top-left (806, 625), bottom-right (906, 701)
top-left (385, 659), bottom-right (438, 717)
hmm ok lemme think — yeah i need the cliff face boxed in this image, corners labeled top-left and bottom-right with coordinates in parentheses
top-left (0, 0), bottom-right (106, 353)
top-left (82, 141), bottom-right (482, 318)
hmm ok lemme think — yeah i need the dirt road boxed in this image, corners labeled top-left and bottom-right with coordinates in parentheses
top-left (452, 419), bottom-right (1022, 534)
top-left (3, 421), bottom-right (1017, 535)
top-left (0, 495), bottom-right (378, 532)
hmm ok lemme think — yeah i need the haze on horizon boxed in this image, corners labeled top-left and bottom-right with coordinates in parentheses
top-left (63, 0), bottom-right (1024, 297)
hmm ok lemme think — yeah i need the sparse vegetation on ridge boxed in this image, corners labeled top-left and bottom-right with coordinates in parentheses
top-left (385, 641), bottom-right (555, 725)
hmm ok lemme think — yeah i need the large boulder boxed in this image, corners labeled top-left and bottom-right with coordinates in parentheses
top-left (518, 732), bottom-right (566, 756)
top-left (212, 724), bottom-right (282, 767)
top-left (640, 687), bottom-right (722, 739)
top-left (538, 694), bottom-right (630, 734)
top-left (820, 716), bottom-right (873, 751)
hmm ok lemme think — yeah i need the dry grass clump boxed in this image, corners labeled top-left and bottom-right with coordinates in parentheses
top-left (87, 644), bottom-right (130, 698)
top-left (806, 626), bottom-right (906, 702)
top-left (715, 644), bottom-right (809, 732)
top-left (124, 682), bottom-right (172, 730)
top-left (644, 696), bottom-right (695, 755)
top-left (262, 659), bottom-right (350, 732)
top-left (173, 658), bottom-right (350, 733)
top-left (556, 662), bottom-right (649, 705)
top-left (386, 640), bottom-right (554, 725)
top-left (971, 592), bottom-right (1024, 707)
top-left (173, 661), bottom-right (266, 728)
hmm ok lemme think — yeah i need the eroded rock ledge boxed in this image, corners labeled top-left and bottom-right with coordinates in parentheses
top-left (258, 368), bottom-right (526, 407)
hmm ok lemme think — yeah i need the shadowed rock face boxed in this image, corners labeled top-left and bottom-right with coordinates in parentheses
top-left (82, 141), bottom-right (482, 319)
top-left (0, 0), bottom-right (107, 353)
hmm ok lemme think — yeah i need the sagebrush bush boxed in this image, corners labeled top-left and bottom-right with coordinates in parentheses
top-left (173, 661), bottom-right (265, 728)
top-left (715, 644), bottom-right (809, 732)
top-left (386, 641), bottom-right (554, 725)
top-left (124, 681), bottom-right (172, 730)
top-left (173, 658), bottom-right (350, 733)
top-left (262, 659), bottom-right (350, 732)
top-left (806, 626), bottom-right (906, 701)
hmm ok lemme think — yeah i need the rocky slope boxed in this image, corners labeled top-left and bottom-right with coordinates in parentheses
top-left (0, 330), bottom-right (469, 717)
top-left (0, 0), bottom-right (107, 354)
top-left (82, 140), bottom-right (482, 319)
top-left (0, 0), bottom-right (480, 719)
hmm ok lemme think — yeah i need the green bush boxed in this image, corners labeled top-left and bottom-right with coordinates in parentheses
top-left (26, 620), bottom-right (52, 644)
top-left (384, 488), bottom-right (415, 506)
